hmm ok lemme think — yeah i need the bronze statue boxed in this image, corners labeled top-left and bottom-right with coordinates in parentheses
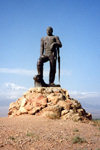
top-left (34, 27), bottom-right (62, 87)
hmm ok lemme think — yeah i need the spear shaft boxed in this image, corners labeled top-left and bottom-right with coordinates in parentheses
top-left (57, 48), bottom-right (60, 82)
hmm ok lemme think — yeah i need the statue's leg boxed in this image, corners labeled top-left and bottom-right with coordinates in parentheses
top-left (37, 56), bottom-right (48, 79)
top-left (49, 56), bottom-right (56, 84)
top-left (37, 57), bottom-right (43, 79)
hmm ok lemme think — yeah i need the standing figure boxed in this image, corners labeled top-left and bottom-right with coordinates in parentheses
top-left (35, 27), bottom-right (62, 86)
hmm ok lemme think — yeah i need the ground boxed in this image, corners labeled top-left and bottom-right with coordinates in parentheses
top-left (0, 115), bottom-right (100, 150)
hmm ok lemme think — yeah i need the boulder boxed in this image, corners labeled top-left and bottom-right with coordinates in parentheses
top-left (20, 98), bottom-right (27, 107)
top-left (28, 107), bottom-right (41, 115)
top-left (57, 100), bottom-right (71, 110)
top-left (19, 107), bottom-right (28, 114)
top-left (42, 105), bottom-right (61, 119)
top-left (61, 110), bottom-right (69, 116)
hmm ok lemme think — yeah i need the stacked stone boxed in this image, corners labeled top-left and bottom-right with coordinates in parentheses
top-left (8, 87), bottom-right (92, 121)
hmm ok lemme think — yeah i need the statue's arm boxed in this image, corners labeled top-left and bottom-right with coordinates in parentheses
top-left (50, 36), bottom-right (62, 50)
top-left (55, 36), bottom-right (62, 48)
top-left (40, 38), bottom-right (44, 56)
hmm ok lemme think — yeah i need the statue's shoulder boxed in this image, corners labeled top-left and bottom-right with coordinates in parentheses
top-left (54, 35), bottom-right (60, 39)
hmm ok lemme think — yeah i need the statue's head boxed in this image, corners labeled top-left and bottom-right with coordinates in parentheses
top-left (46, 26), bottom-right (53, 36)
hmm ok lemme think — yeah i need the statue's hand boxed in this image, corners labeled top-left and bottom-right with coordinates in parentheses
top-left (40, 55), bottom-right (45, 58)
top-left (50, 42), bottom-right (58, 50)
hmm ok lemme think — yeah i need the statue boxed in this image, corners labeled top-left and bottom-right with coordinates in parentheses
top-left (34, 27), bottom-right (62, 87)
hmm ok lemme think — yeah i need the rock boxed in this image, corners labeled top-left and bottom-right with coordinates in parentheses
top-left (62, 113), bottom-right (72, 120)
top-left (8, 87), bottom-right (92, 121)
top-left (8, 108), bottom-right (18, 116)
top-left (37, 87), bottom-right (43, 93)
top-left (69, 109), bottom-right (74, 114)
top-left (72, 114), bottom-right (82, 121)
top-left (28, 107), bottom-right (41, 115)
top-left (43, 105), bottom-right (61, 112)
top-left (42, 111), bottom-right (60, 119)
top-left (17, 97), bottom-right (26, 106)
top-left (47, 95), bottom-right (59, 104)
top-left (86, 113), bottom-right (92, 120)
top-left (52, 87), bottom-right (61, 93)
top-left (57, 100), bottom-right (71, 110)
top-left (9, 102), bottom-right (19, 110)
top-left (77, 108), bottom-right (86, 116)
top-left (20, 98), bottom-right (27, 107)
top-left (19, 107), bottom-right (28, 114)
top-left (25, 104), bottom-right (33, 111)
top-left (65, 99), bottom-right (73, 105)
top-left (61, 110), bottom-right (69, 116)
top-left (16, 110), bottom-right (21, 116)
top-left (35, 95), bottom-right (47, 106)
top-left (8, 110), bottom-right (13, 116)
top-left (42, 105), bottom-right (61, 119)
top-left (47, 93), bottom-right (55, 100)
top-left (71, 101), bottom-right (81, 109)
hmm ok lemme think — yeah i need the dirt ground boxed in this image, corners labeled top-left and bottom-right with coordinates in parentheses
top-left (0, 115), bottom-right (100, 150)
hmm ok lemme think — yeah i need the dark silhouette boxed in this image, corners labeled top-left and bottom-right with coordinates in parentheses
top-left (34, 27), bottom-right (62, 87)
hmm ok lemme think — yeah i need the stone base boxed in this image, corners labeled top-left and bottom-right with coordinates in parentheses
top-left (8, 87), bottom-right (92, 121)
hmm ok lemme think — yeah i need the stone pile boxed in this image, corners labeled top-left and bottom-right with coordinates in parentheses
top-left (8, 87), bottom-right (92, 121)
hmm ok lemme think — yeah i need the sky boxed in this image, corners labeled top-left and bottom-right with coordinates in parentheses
top-left (0, 0), bottom-right (100, 117)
